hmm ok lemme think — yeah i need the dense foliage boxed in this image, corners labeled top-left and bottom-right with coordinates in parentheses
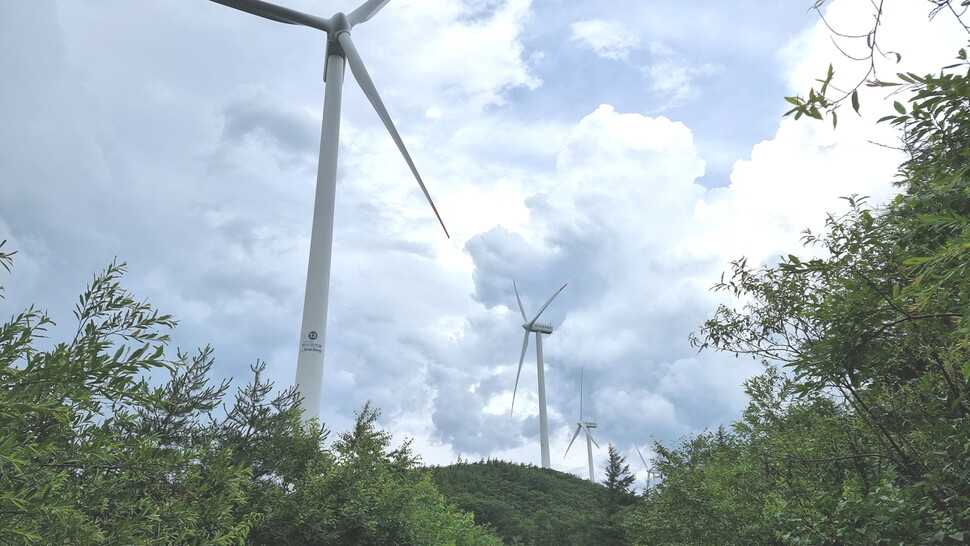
top-left (0, 254), bottom-right (499, 544)
top-left (624, 45), bottom-right (970, 545)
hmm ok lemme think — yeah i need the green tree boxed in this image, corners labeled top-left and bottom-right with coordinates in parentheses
top-left (690, 190), bottom-right (969, 540)
top-left (622, 414), bottom-right (779, 544)
top-left (684, 51), bottom-right (970, 540)
top-left (626, 23), bottom-right (970, 543)
top-left (602, 444), bottom-right (636, 502)
top-left (0, 252), bottom-right (502, 544)
top-left (0, 259), bottom-right (255, 544)
top-left (601, 444), bottom-right (636, 544)
top-left (250, 402), bottom-right (501, 545)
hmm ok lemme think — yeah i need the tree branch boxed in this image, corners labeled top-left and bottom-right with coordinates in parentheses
top-left (778, 452), bottom-right (891, 463)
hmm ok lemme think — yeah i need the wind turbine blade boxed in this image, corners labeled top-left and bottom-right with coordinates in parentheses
top-left (347, 0), bottom-right (391, 26)
top-left (635, 443), bottom-right (650, 470)
top-left (527, 283), bottom-right (567, 327)
top-left (337, 32), bottom-right (450, 238)
top-left (579, 367), bottom-right (585, 419)
top-left (513, 281), bottom-right (528, 322)
top-left (510, 331), bottom-right (530, 414)
top-left (581, 424), bottom-right (600, 448)
top-left (564, 426), bottom-right (581, 456)
top-left (209, 0), bottom-right (331, 32)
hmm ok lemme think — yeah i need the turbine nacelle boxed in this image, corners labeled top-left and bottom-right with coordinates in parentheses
top-left (322, 13), bottom-right (351, 80)
top-left (580, 419), bottom-right (597, 429)
top-left (524, 322), bottom-right (553, 334)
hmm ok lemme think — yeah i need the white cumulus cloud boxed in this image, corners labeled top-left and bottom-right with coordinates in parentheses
top-left (570, 19), bottom-right (643, 60)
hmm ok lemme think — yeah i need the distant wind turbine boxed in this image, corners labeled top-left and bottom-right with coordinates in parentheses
top-left (564, 367), bottom-right (599, 483)
top-left (635, 443), bottom-right (656, 492)
top-left (207, 0), bottom-right (449, 421)
top-left (511, 281), bottom-right (567, 469)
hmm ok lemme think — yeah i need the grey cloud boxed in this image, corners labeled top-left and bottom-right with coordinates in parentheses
top-left (220, 84), bottom-right (318, 161)
top-left (430, 364), bottom-right (521, 455)
top-left (458, 0), bottom-right (509, 24)
top-left (465, 226), bottom-right (559, 308)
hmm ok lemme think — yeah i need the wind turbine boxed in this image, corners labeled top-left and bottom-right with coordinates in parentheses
top-left (564, 367), bottom-right (599, 483)
top-left (207, 0), bottom-right (449, 421)
top-left (511, 281), bottom-right (567, 469)
top-left (635, 443), bottom-right (656, 492)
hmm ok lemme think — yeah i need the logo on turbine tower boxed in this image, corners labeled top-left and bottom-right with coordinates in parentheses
top-left (302, 331), bottom-right (323, 354)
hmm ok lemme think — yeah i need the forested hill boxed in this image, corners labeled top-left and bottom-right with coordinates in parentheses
top-left (430, 460), bottom-right (631, 545)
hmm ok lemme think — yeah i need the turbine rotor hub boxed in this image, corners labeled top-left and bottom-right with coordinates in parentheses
top-left (329, 12), bottom-right (350, 35)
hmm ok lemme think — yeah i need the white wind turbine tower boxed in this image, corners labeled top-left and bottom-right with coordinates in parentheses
top-left (564, 367), bottom-right (599, 483)
top-left (207, 0), bottom-right (449, 421)
top-left (511, 281), bottom-right (567, 469)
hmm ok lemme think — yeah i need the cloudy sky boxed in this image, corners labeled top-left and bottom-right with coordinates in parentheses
top-left (1, 0), bottom-right (967, 483)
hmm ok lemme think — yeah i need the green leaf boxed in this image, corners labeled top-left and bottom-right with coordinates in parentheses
top-left (851, 90), bottom-right (860, 114)
top-left (820, 64), bottom-right (834, 95)
top-left (893, 101), bottom-right (906, 114)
